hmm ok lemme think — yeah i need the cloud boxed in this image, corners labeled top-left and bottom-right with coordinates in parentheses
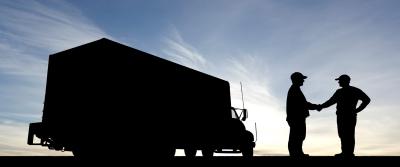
top-left (0, 0), bottom-right (109, 76)
top-left (0, 42), bottom-right (47, 77)
top-left (161, 27), bottom-right (286, 156)
top-left (0, 0), bottom-right (108, 50)
top-left (0, 0), bottom-right (108, 155)
top-left (222, 54), bottom-right (289, 156)
top-left (0, 123), bottom-right (72, 156)
top-left (272, 1), bottom-right (400, 156)
top-left (1, 0), bottom-right (399, 156)
top-left (162, 26), bottom-right (207, 71)
top-left (159, 0), bottom-right (400, 156)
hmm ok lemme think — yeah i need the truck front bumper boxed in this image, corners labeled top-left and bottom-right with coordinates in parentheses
top-left (27, 122), bottom-right (43, 145)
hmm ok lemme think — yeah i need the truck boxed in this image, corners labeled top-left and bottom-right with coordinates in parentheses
top-left (27, 38), bottom-right (255, 159)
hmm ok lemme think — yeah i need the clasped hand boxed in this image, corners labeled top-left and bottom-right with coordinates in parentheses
top-left (316, 104), bottom-right (323, 111)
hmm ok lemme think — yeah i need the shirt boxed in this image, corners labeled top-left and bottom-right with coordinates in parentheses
top-left (286, 85), bottom-right (311, 121)
top-left (322, 86), bottom-right (370, 116)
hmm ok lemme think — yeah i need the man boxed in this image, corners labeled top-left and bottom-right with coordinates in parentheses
top-left (319, 74), bottom-right (370, 157)
top-left (286, 72), bottom-right (320, 157)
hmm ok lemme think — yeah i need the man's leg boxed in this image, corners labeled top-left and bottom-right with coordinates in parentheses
top-left (299, 119), bottom-right (307, 155)
top-left (336, 115), bottom-right (357, 157)
top-left (343, 116), bottom-right (357, 156)
top-left (288, 121), bottom-right (299, 156)
top-left (337, 116), bottom-right (345, 155)
top-left (288, 120), bottom-right (305, 156)
top-left (288, 126), bottom-right (296, 155)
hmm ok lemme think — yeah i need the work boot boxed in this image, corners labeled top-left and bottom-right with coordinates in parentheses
top-left (290, 153), bottom-right (309, 158)
top-left (334, 153), bottom-right (355, 158)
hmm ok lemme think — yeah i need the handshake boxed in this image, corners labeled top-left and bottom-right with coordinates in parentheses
top-left (313, 104), bottom-right (323, 112)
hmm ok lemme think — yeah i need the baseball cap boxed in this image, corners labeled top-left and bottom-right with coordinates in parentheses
top-left (335, 74), bottom-right (351, 82)
top-left (291, 72), bottom-right (307, 80)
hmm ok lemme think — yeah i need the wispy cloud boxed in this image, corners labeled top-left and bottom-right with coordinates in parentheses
top-left (1, 0), bottom-right (399, 156)
top-left (161, 27), bottom-right (284, 155)
top-left (159, 0), bottom-right (400, 156)
top-left (0, 0), bottom-right (109, 155)
top-left (0, 0), bottom-right (109, 76)
top-left (0, 0), bottom-right (108, 49)
top-left (162, 26), bottom-right (207, 71)
top-left (0, 42), bottom-right (47, 77)
top-left (223, 54), bottom-right (288, 155)
top-left (0, 123), bottom-right (71, 156)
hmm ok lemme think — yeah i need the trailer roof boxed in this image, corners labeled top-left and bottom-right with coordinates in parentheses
top-left (50, 38), bottom-right (226, 83)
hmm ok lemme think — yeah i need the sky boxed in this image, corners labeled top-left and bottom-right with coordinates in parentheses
top-left (0, 0), bottom-right (400, 156)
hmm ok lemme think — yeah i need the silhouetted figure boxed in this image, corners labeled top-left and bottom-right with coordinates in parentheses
top-left (319, 74), bottom-right (370, 157)
top-left (286, 72), bottom-right (320, 157)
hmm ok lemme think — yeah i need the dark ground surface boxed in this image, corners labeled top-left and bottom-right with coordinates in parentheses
top-left (0, 156), bottom-right (399, 166)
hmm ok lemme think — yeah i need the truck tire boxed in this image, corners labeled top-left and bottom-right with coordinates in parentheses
top-left (184, 148), bottom-right (197, 157)
top-left (72, 146), bottom-right (87, 159)
top-left (166, 147), bottom-right (176, 158)
top-left (241, 130), bottom-right (255, 157)
top-left (241, 146), bottom-right (253, 157)
top-left (201, 148), bottom-right (214, 157)
top-left (72, 149), bottom-right (81, 158)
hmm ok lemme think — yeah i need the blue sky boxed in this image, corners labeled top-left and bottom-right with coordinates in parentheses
top-left (1, 0), bottom-right (400, 156)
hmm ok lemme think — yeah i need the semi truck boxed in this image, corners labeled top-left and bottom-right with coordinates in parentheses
top-left (27, 38), bottom-right (255, 158)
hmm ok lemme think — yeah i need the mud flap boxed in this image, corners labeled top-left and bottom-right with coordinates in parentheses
top-left (27, 122), bottom-right (42, 145)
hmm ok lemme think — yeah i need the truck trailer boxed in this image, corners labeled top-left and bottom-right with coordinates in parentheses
top-left (27, 38), bottom-right (255, 158)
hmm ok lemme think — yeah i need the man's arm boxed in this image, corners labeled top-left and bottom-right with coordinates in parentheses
top-left (320, 91), bottom-right (339, 109)
top-left (355, 90), bottom-right (371, 113)
top-left (307, 102), bottom-right (319, 110)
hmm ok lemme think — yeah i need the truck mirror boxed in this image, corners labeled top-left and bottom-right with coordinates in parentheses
top-left (241, 109), bottom-right (247, 121)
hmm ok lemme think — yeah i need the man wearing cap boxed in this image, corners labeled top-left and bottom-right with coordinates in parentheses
top-left (319, 74), bottom-right (370, 157)
top-left (286, 72), bottom-right (320, 157)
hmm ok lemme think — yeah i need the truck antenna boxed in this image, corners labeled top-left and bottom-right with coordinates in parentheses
top-left (240, 82), bottom-right (245, 109)
top-left (255, 122), bottom-right (258, 142)
top-left (239, 82), bottom-right (248, 121)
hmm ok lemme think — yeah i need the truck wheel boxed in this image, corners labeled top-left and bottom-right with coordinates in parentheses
top-left (184, 148), bottom-right (197, 157)
top-left (201, 148), bottom-right (214, 157)
top-left (167, 147), bottom-right (176, 158)
top-left (160, 146), bottom-right (176, 158)
top-left (72, 149), bottom-right (81, 158)
top-left (241, 146), bottom-right (253, 157)
top-left (72, 147), bottom-right (86, 159)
